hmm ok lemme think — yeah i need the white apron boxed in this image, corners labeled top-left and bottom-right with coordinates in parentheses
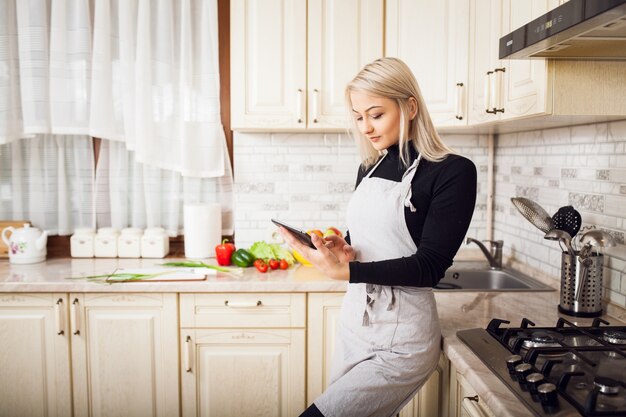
top-left (315, 154), bottom-right (441, 417)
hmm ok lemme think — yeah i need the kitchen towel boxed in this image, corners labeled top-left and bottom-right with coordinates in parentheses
top-left (184, 204), bottom-right (221, 259)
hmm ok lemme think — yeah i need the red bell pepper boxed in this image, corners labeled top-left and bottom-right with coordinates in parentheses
top-left (215, 239), bottom-right (236, 266)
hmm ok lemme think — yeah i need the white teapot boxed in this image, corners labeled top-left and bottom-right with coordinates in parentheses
top-left (1, 224), bottom-right (48, 264)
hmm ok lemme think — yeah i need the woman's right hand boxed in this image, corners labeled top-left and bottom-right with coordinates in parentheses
top-left (322, 234), bottom-right (356, 263)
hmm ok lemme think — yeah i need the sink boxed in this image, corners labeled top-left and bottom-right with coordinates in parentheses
top-left (434, 266), bottom-right (554, 291)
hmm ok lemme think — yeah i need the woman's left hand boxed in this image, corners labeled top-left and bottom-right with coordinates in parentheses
top-left (278, 227), bottom-right (350, 280)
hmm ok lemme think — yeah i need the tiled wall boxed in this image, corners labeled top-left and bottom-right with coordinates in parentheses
top-left (233, 132), bottom-right (488, 248)
top-left (233, 122), bottom-right (626, 309)
top-left (494, 120), bottom-right (626, 308)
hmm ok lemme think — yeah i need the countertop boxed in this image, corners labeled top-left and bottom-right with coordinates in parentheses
top-left (1, 257), bottom-right (625, 417)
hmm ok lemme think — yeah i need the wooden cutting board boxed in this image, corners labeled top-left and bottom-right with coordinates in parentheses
top-left (0, 221), bottom-right (31, 258)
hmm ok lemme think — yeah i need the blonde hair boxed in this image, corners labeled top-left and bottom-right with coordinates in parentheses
top-left (345, 57), bottom-right (455, 168)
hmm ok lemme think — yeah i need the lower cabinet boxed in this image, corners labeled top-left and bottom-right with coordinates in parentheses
top-left (0, 293), bottom-right (72, 417)
top-left (0, 292), bottom-right (179, 417)
top-left (307, 292), bottom-right (449, 417)
top-left (180, 293), bottom-right (306, 417)
top-left (449, 363), bottom-right (496, 417)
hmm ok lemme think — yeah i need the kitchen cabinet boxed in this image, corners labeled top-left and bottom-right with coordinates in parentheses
top-left (307, 292), bottom-right (448, 416)
top-left (0, 293), bottom-right (72, 417)
top-left (0, 292), bottom-right (179, 417)
top-left (449, 363), bottom-right (496, 417)
top-left (230, 0), bottom-right (383, 131)
top-left (70, 293), bottom-right (179, 417)
top-left (468, 0), bottom-right (626, 129)
top-left (468, 0), bottom-right (557, 125)
top-left (180, 293), bottom-right (306, 417)
top-left (385, 0), bottom-right (470, 127)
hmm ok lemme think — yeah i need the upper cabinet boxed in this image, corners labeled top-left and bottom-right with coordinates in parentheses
top-left (231, 0), bottom-right (384, 131)
top-left (468, 0), bottom-right (559, 125)
top-left (385, 0), bottom-right (470, 127)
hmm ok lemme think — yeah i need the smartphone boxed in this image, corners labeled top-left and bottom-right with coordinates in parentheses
top-left (271, 218), bottom-right (316, 249)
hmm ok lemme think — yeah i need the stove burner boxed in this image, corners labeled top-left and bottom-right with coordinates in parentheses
top-left (603, 330), bottom-right (626, 345)
top-left (522, 330), bottom-right (565, 348)
top-left (593, 376), bottom-right (621, 395)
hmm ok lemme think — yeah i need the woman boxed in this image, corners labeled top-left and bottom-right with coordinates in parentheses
top-left (279, 57), bottom-right (477, 417)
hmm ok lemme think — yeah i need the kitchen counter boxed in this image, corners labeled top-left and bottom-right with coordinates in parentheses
top-left (1, 258), bottom-right (625, 417)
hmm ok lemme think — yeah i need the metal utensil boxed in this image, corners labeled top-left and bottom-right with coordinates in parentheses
top-left (544, 229), bottom-right (574, 255)
top-left (575, 252), bottom-right (593, 302)
top-left (579, 230), bottom-right (617, 253)
top-left (552, 206), bottom-right (582, 238)
top-left (510, 197), bottom-right (554, 234)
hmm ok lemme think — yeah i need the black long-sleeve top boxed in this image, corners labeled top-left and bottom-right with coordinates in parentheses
top-left (346, 144), bottom-right (477, 287)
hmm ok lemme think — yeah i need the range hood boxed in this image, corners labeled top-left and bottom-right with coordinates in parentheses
top-left (500, 0), bottom-right (626, 59)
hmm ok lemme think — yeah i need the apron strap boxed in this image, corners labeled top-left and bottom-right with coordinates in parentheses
top-left (402, 154), bottom-right (422, 212)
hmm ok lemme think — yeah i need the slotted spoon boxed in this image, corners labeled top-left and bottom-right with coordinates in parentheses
top-left (552, 206), bottom-right (582, 238)
top-left (510, 197), bottom-right (554, 234)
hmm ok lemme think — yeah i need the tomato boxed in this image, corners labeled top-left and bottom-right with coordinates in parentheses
top-left (279, 259), bottom-right (289, 270)
top-left (254, 259), bottom-right (268, 273)
top-left (268, 259), bottom-right (280, 270)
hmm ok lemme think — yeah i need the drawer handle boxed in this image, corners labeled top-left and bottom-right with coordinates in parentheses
top-left (462, 396), bottom-right (491, 417)
top-left (71, 298), bottom-right (80, 335)
top-left (185, 335), bottom-right (192, 373)
top-left (224, 300), bottom-right (262, 308)
top-left (54, 298), bottom-right (64, 335)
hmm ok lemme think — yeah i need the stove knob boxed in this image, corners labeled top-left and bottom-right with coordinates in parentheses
top-left (514, 363), bottom-right (533, 382)
top-left (506, 355), bottom-right (523, 374)
top-left (526, 373), bottom-right (545, 395)
top-left (537, 382), bottom-right (558, 407)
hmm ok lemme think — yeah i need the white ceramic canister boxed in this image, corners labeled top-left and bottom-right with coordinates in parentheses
top-left (70, 228), bottom-right (96, 258)
top-left (141, 227), bottom-right (170, 258)
top-left (94, 228), bottom-right (120, 258)
top-left (118, 227), bottom-right (143, 258)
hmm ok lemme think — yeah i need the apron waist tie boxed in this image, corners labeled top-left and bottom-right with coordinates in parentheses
top-left (362, 285), bottom-right (396, 326)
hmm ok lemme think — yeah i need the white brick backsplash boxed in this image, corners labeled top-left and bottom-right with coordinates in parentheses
top-left (234, 131), bottom-right (487, 250)
top-left (495, 121), bottom-right (626, 309)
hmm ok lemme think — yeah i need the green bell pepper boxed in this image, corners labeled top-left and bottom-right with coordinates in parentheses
top-left (231, 248), bottom-right (255, 267)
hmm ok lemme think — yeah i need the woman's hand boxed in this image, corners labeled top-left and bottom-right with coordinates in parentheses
top-left (278, 227), bottom-right (354, 280)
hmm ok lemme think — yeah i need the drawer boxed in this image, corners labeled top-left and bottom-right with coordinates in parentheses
top-left (180, 293), bottom-right (306, 328)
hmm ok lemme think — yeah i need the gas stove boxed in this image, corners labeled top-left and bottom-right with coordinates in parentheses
top-left (457, 318), bottom-right (626, 417)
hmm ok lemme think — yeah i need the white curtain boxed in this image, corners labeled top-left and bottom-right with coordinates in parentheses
top-left (95, 139), bottom-right (233, 236)
top-left (0, 0), bottom-right (233, 235)
top-left (1, 0), bottom-right (227, 178)
top-left (0, 135), bottom-right (95, 234)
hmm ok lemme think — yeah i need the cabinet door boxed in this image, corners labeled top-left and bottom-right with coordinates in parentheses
top-left (500, 0), bottom-right (558, 120)
top-left (308, 0), bottom-right (384, 129)
top-left (231, 0), bottom-right (307, 129)
top-left (306, 292), bottom-right (344, 403)
top-left (0, 293), bottom-right (72, 417)
top-left (181, 328), bottom-right (306, 417)
top-left (386, 0), bottom-right (469, 127)
top-left (467, 0), bottom-right (504, 125)
top-left (70, 293), bottom-right (179, 417)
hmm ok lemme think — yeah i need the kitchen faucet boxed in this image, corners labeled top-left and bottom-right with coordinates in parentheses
top-left (465, 237), bottom-right (503, 270)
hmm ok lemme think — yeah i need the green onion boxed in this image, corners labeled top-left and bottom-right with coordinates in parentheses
top-left (160, 261), bottom-right (234, 273)
top-left (66, 271), bottom-right (172, 284)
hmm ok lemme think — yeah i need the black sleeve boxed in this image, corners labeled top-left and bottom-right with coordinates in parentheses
top-left (349, 157), bottom-right (477, 287)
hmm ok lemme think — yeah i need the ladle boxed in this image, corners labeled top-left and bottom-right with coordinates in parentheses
top-left (579, 230), bottom-right (617, 253)
top-left (544, 229), bottom-right (574, 255)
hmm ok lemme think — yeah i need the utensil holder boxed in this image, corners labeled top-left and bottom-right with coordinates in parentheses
top-left (559, 252), bottom-right (603, 317)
